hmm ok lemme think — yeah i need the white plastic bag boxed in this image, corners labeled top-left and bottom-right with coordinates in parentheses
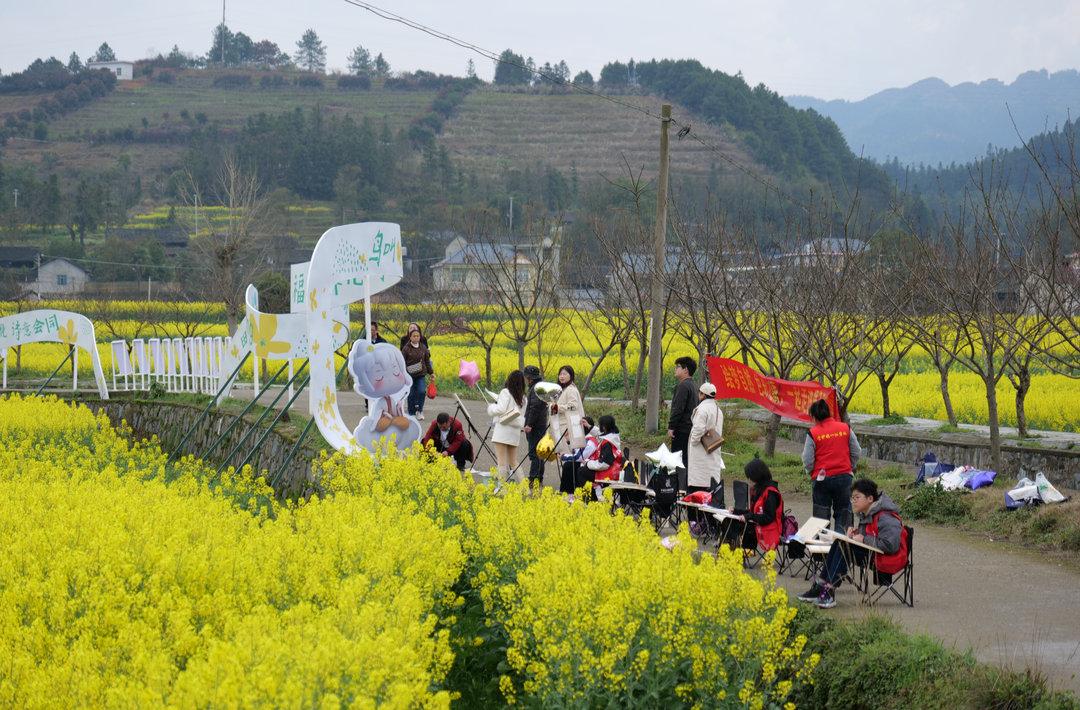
top-left (1034, 472), bottom-right (1066, 504)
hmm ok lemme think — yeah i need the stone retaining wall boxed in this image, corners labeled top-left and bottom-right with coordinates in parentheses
top-left (772, 419), bottom-right (1080, 488)
top-left (84, 400), bottom-right (320, 493)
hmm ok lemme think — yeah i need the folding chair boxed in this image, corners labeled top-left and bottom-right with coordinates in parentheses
top-left (132, 339), bottom-right (150, 390)
top-left (646, 469), bottom-right (682, 534)
top-left (110, 340), bottom-right (133, 391)
top-left (867, 526), bottom-right (914, 607)
top-left (780, 517), bottom-right (831, 579)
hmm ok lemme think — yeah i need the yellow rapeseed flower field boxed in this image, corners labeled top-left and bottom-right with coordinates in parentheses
top-left (0, 396), bottom-right (818, 708)
top-left (6, 300), bottom-right (1078, 431)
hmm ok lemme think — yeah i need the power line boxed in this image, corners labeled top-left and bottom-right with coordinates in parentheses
top-left (41, 254), bottom-right (205, 270)
top-left (339, 0), bottom-right (816, 211)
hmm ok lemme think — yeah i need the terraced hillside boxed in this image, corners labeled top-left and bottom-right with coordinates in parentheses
top-left (1, 69), bottom-right (441, 187)
top-left (441, 87), bottom-right (764, 184)
top-left (3, 69), bottom-right (776, 192)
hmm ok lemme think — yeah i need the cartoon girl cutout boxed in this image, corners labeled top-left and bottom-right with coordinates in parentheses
top-left (347, 339), bottom-right (422, 451)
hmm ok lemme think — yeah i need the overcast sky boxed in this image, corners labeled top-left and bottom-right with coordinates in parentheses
top-left (4, 0), bottom-right (1078, 101)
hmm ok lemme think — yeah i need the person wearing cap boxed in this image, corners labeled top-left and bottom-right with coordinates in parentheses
top-left (522, 364), bottom-right (549, 491)
top-left (687, 381), bottom-right (726, 493)
top-left (685, 380), bottom-right (726, 534)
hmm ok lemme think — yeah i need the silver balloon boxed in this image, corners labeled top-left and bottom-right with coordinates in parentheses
top-left (533, 381), bottom-right (563, 403)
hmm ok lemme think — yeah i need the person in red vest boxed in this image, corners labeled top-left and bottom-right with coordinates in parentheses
top-left (801, 398), bottom-right (861, 531)
top-left (728, 458), bottom-right (783, 552)
top-left (797, 477), bottom-right (908, 609)
top-left (421, 412), bottom-right (474, 472)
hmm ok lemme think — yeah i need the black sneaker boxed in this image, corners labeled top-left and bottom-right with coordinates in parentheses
top-left (796, 582), bottom-right (824, 603)
top-left (814, 587), bottom-right (836, 609)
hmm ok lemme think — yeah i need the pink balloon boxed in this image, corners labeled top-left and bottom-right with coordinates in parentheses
top-left (458, 359), bottom-right (481, 388)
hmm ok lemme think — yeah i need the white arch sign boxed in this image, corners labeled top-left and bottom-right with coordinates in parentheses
top-left (307, 223), bottom-right (403, 451)
top-left (0, 310), bottom-right (109, 398)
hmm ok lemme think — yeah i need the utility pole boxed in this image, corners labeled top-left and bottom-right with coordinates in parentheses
top-left (645, 105), bottom-right (671, 432)
top-left (508, 196), bottom-right (513, 234)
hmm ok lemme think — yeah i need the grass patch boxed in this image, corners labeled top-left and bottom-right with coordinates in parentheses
top-left (900, 479), bottom-right (1080, 555)
top-left (864, 413), bottom-right (909, 426)
top-left (937, 423), bottom-right (969, 433)
top-left (787, 607), bottom-right (1080, 710)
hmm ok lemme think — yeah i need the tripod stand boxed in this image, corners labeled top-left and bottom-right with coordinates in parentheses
top-left (451, 393), bottom-right (498, 469)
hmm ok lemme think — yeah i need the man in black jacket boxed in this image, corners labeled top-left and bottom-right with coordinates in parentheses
top-left (667, 356), bottom-right (699, 469)
top-left (522, 365), bottom-right (549, 491)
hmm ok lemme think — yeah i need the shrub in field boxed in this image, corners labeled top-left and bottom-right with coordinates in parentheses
top-left (298, 74), bottom-right (324, 88)
top-left (338, 74), bottom-right (372, 90)
top-left (900, 482), bottom-right (973, 525)
top-left (788, 608), bottom-right (1080, 710)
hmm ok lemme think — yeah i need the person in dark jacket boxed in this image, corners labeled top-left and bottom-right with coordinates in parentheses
top-left (797, 477), bottom-right (907, 609)
top-left (401, 329), bottom-right (434, 419)
top-left (421, 412), bottom-right (474, 471)
top-left (360, 321), bottom-right (387, 344)
top-left (667, 356), bottom-right (699, 469)
top-left (522, 364), bottom-right (549, 491)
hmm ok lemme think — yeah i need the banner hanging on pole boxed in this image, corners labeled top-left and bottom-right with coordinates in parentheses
top-left (706, 356), bottom-right (836, 423)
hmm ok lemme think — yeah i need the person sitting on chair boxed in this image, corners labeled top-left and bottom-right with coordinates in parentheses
top-left (797, 477), bottom-right (908, 609)
top-left (559, 415), bottom-right (595, 501)
top-left (725, 458), bottom-right (783, 552)
top-left (421, 412), bottom-right (474, 472)
top-left (584, 415), bottom-right (622, 495)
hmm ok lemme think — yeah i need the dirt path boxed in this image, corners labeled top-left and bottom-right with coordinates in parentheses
top-left (237, 389), bottom-right (1080, 693)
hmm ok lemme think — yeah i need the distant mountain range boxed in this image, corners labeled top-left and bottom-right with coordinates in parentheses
top-left (787, 69), bottom-right (1080, 167)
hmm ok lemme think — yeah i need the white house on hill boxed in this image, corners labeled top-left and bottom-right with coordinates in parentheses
top-left (87, 60), bottom-right (134, 80)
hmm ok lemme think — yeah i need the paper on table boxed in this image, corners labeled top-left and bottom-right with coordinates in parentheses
top-left (704, 506), bottom-right (741, 521)
top-left (818, 528), bottom-right (882, 553)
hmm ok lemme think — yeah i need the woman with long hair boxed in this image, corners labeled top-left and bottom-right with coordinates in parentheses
top-left (487, 370), bottom-right (526, 483)
top-left (398, 322), bottom-right (429, 348)
top-left (730, 458), bottom-right (784, 552)
top-left (551, 365), bottom-right (586, 455)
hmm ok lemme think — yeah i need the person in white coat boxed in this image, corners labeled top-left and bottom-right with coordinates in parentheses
top-left (688, 381), bottom-right (726, 490)
top-left (487, 370), bottom-right (527, 483)
top-left (551, 365), bottom-right (586, 454)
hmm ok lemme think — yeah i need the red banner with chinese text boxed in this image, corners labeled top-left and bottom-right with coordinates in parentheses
top-left (706, 357), bottom-right (837, 423)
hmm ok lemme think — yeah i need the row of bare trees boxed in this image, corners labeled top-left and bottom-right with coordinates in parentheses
top-left (415, 130), bottom-right (1080, 475)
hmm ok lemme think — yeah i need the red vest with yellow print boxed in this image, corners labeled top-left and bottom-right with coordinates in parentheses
top-left (808, 417), bottom-right (853, 477)
top-left (867, 511), bottom-right (909, 574)
top-left (589, 439), bottom-right (623, 483)
top-left (752, 485), bottom-right (784, 551)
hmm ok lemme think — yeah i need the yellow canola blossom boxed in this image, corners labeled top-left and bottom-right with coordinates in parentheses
top-left (0, 395), bottom-right (462, 710)
top-left (462, 490), bottom-right (816, 709)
